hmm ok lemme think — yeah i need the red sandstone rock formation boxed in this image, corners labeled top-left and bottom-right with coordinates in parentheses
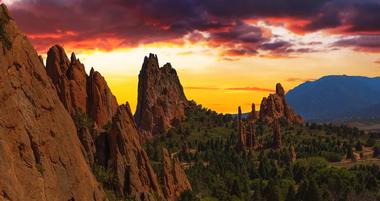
top-left (250, 103), bottom-right (258, 120)
top-left (108, 104), bottom-right (163, 200)
top-left (135, 54), bottom-right (188, 136)
top-left (46, 45), bottom-right (118, 165)
top-left (259, 83), bottom-right (304, 124)
top-left (87, 68), bottom-right (118, 128)
top-left (0, 4), bottom-right (106, 200)
top-left (46, 46), bottom-right (118, 129)
top-left (46, 46), bottom-right (88, 114)
top-left (162, 148), bottom-right (192, 201)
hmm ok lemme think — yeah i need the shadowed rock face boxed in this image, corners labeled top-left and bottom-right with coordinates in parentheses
top-left (46, 45), bottom-right (118, 165)
top-left (135, 54), bottom-right (187, 136)
top-left (87, 68), bottom-right (118, 128)
top-left (259, 83), bottom-right (304, 124)
top-left (0, 4), bottom-right (106, 201)
top-left (162, 148), bottom-right (192, 201)
top-left (108, 104), bottom-right (163, 200)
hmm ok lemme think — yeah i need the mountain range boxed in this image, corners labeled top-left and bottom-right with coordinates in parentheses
top-left (286, 75), bottom-right (380, 122)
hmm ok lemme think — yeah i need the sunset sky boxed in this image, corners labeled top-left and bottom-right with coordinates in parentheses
top-left (2, 0), bottom-right (380, 113)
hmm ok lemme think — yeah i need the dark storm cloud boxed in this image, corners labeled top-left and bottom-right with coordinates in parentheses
top-left (333, 35), bottom-right (380, 52)
top-left (5, 0), bottom-right (380, 53)
top-left (260, 41), bottom-right (291, 51)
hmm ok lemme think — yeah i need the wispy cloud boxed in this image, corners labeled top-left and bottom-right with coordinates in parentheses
top-left (185, 86), bottom-right (220, 90)
top-left (225, 87), bottom-right (275, 92)
top-left (185, 86), bottom-right (275, 93)
top-left (287, 77), bottom-right (315, 82)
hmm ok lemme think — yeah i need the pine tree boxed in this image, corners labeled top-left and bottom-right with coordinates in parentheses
top-left (264, 180), bottom-right (283, 201)
top-left (306, 179), bottom-right (322, 201)
top-left (346, 146), bottom-right (355, 161)
top-left (285, 185), bottom-right (296, 201)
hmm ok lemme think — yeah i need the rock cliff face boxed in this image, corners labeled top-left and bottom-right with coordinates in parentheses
top-left (162, 148), bottom-right (192, 201)
top-left (46, 46), bottom-right (118, 129)
top-left (46, 45), bottom-right (118, 165)
top-left (46, 47), bottom-right (168, 200)
top-left (0, 4), bottom-right (106, 201)
top-left (87, 68), bottom-right (119, 128)
top-left (135, 54), bottom-right (187, 136)
top-left (46, 46), bottom-right (88, 114)
top-left (259, 83), bottom-right (304, 124)
top-left (108, 104), bottom-right (163, 200)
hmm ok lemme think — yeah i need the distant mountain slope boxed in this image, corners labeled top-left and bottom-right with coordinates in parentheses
top-left (286, 75), bottom-right (380, 121)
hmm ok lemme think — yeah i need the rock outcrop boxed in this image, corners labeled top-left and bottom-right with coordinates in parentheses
top-left (87, 68), bottom-right (118, 128)
top-left (237, 107), bottom-right (260, 151)
top-left (0, 4), bottom-right (106, 201)
top-left (259, 83), bottom-right (304, 124)
top-left (46, 46), bottom-right (118, 129)
top-left (46, 45), bottom-right (118, 166)
top-left (249, 103), bottom-right (258, 121)
top-left (162, 148), bottom-right (192, 201)
top-left (135, 54), bottom-right (187, 136)
top-left (247, 122), bottom-right (259, 149)
top-left (46, 46), bottom-right (88, 114)
top-left (108, 104), bottom-right (163, 200)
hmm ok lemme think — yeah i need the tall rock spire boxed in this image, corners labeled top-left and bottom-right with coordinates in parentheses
top-left (135, 53), bottom-right (187, 136)
top-left (250, 102), bottom-right (258, 120)
top-left (46, 45), bottom-right (88, 114)
top-left (46, 46), bottom-right (118, 129)
top-left (260, 83), bottom-right (304, 124)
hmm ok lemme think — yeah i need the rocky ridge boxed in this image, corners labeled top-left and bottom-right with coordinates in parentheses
top-left (162, 148), bottom-right (192, 201)
top-left (0, 4), bottom-right (106, 201)
top-left (45, 46), bottom-right (192, 200)
top-left (108, 104), bottom-right (163, 200)
top-left (46, 45), bottom-right (118, 128)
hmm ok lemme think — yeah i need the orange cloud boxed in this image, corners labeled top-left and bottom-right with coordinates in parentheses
top-left (225, 87), bottom-right (275, 93)
top-left (185, 86), bottom-right (220, 90)
top-left (287, 77), bottom-right (315, 82)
